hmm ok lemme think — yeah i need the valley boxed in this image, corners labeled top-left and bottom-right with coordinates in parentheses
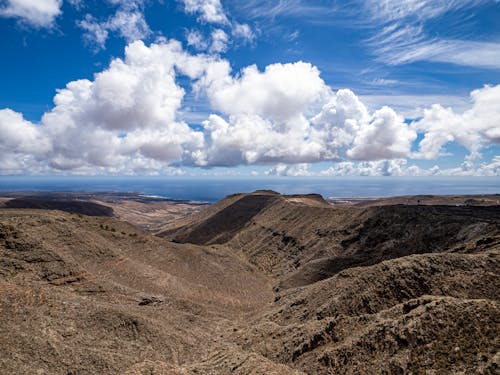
top-left (0, 191), bottom-right (498, 374)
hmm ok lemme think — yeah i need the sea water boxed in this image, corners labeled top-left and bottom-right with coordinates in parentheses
top-left (0, 176), bottom-right (498, 203)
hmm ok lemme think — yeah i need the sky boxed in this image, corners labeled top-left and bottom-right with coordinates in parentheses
top-left (0, 0), bottom-right (499, 177)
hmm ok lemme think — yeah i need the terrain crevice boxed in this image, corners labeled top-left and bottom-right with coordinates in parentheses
top-left (1, 191), bottom-right (499, 374)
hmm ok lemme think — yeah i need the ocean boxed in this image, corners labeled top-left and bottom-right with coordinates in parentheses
top-left (0, 176), bottom-right (498, 203)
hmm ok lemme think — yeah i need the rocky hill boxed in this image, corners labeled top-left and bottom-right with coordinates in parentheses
top-left (0, 191), bottom-right (498, 374)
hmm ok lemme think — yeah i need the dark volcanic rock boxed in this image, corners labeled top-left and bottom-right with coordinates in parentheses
top-left (172, 193), bottom-right (281, 245)
top-left (0, 192), bottom-right (499, 374)
top-left (3, 198), bottom-right (114, 217)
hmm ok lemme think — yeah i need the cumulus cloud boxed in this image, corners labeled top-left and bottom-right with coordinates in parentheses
top-left (180, 1), bottom-right (255, 53)
top-left (186, 27), bottom-right (249, 54)
top-left (263, 156), bottom-right (500, 177)
top-left (231, 23), bottom-right (255, 44)
top-left (319, 159), bottom-right (416, 177)
top-left (475, 156), bottom-right (500, 177)
top-left (198, 113), bottom-right (328, 166)
top-left (186, 29), bottom-right (208, 50)
top-left (209, 28), bottom-right (229, 53)
top-left (266, 163), bottom-right (311, 176)
top-left (0, 39), bottom-right (497, 176)
top-left (0, 40), bottom-right (229, 174)
top-left (106, 8), bottom-right (151, 42)
top-left (181, 0), bottom-right (228, 24)
top-left (413, 84), bottom-right (500, 160)
top-left (0, 109), bottom-right (51, 155)
top-left (79, 15), bottom-right (109, 50)
top-left (0, 109), bottom-right (52, 174)
top-left (192, 62), bottom-right (337, 166)
top-left (206, 62), bottom-right (329, 122)
top-left (0, 0), bottom-right (62, 28)
top-left (347, 106), bottom-right (417, 160)
top-left (78, 0), bottom-right (151, 50)
top-left (312, 89), bottom-right (370, 151)
top-left (191, 63), bottom-right (419, 167)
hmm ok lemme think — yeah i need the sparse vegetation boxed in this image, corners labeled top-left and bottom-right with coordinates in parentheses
top-left (0, 191), bottom-right (498, 374)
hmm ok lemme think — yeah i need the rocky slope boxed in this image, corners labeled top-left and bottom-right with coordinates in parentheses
top-left (164, 191), bottom-right (499, 286)
top-left (0, 209), bottom-right (276, 374)
top-left (1, 191), bottom-right (499, 374)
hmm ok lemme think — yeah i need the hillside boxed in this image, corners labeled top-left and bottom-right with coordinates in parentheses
top-left (0, 209), bottom-right (278, 374)
top-left (0, 192), bottom-right (206, 231)
top-left (0, 191), bottom-right (499, 374)
top-left (164, 191), bottom-right (499, 287)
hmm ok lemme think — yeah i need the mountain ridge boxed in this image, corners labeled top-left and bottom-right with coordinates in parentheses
top-left (0, 191), bottom-right (498, 374)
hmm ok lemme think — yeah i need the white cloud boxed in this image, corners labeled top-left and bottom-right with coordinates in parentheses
top-left (206, 62), bottom-right (329, 122)
top-left (359, 94), bottom-right (472, 119)
top-left (362, 0), bottom-right (500, 69)
top-left (267, 156), bottom-right (500, 177)
top-left (180, 0), bottom-right (256, 53)
top-left (181, 0), bottom-right (228, 24)
top-left (184, 24), bottom-right (255, 54)
top-left (476, 156), bottom-right (500, 176)
top-left (194, 65), bottom-right (418, 166)
top-left (0, 39), bottom-right (497, 175)
top-left (198, 113), bottom-right (328, 166)
top-left (408, 157), bottom-right (500, 177)
top-left (0, 0), bottom-right (62, 28)
top-left (78, 15), bottom-right (109, 50)
top-left (78, 1), bottom-right (151, 50)
top-left (312, 89), bottom-right (370, 151)
top-left (347, 106), bottom-right (417, 160)
top-left (209, 28), bottom-right (229, 53)
top-left (0, 109), bottom-right (51, 155)
top-left (106, 9), bottom-right (151, 42)
top-left (231, 23), bottom-right (255, 43)
top-left (0, 109), bottom-right (52, 174)
top-left (0, 40), bottom-right (229, 174)
top-left (377, 38), bottom-right (500, 69)
top-left (363, 0), bottom-right (489, 23)
top-left (266, 163), bottom-right (311, 176)
top-left (319, 159), bottom-right (412, 176)
top-left (192, 62), bottom-right (335, 166)
top-left (186, 29), bottom-right (208, 50)
top-left (413, 84), bottom-right (500, 159)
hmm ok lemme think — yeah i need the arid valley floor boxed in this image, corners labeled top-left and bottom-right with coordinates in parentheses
top-left (0, 191), bottom-right (499, 374)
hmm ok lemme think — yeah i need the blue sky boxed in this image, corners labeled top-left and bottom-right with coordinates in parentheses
top-left (0, 0), bottom-right (499, 177)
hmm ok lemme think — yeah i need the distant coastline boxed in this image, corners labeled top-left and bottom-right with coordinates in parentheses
top-left (0, 176), bottom-right (498, 203)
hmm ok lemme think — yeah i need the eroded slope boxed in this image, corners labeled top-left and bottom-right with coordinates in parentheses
top-left (1, 191), bottom-right (499, 374)
top-left (0, 209), bottom-right (278, 374)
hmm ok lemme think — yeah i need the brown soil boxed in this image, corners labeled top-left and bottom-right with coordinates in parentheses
top-left (1, 190), bottom-right (499, 374)
top-left (2, 198), bottom-right (114, 216)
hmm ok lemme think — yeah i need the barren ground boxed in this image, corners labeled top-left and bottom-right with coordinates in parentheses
top-left (0, 191), bottom-right (498, 374)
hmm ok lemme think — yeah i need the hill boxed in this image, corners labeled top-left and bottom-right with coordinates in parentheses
top-left (163, 191), bottom-right (499, 287)
top-left (0, 191), bottom-right (499, 374)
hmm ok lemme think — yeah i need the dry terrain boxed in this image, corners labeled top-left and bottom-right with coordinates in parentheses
top-left (0, 192), bottom-right (206, 231)
top-left (0, 191), bottom-right (499, 374)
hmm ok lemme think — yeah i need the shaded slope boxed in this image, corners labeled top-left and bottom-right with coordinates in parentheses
top-left (281, 204), bottom-right (500, 288)
top-left (1, 192), bottom-right (499, 375)
top-left (231, 252), bottom-right (500, 374)
top-left (0, 209), bottom-right (278, 374)
top-left (161, 192), bottom-right (282, 244)
top-left (168, 191), bottom-right (499, 288)
top-left (2, 198), bottom-right (114, 217)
